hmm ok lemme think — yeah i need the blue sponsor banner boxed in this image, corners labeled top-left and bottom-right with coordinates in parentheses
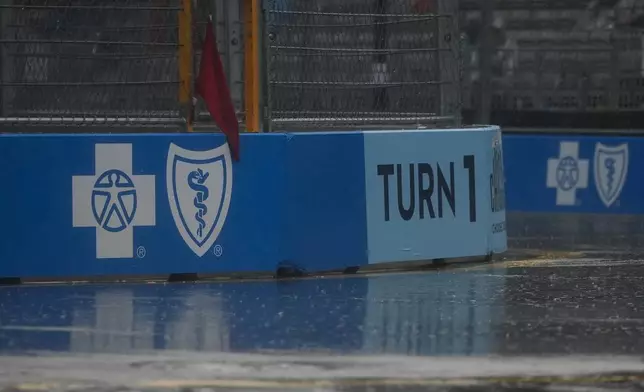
top-left (0, 128), bottom-right (505, 279)
top-left (0, 133), bottom-right (288, 277)
top-left (503, 133), bottom-right (643, 214)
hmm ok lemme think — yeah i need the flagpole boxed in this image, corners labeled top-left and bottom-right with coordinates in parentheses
top-left (178, 0), bottom-right (194, 132)
top-left (244, 0), bottom-right (261, 133)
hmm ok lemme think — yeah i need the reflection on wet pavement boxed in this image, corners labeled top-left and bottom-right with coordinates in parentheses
top-left (0, 268), bottom-right (504, 355)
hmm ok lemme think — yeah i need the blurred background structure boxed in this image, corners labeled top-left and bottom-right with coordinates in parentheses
top-left (462, 0), bottom-right (644, 129)
top-left (0, 0), bottom-right (643, 132)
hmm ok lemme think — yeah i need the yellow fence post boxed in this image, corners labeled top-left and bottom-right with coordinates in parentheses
top-left (244, 0), bottom-right (261, 132)
top-left (178, 0), bottom-right (194, 132)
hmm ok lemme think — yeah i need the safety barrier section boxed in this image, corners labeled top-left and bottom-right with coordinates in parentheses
top-left (503, 133), bottom-right (641, 214)
top-left (0, 127), bottom-right (505, 280)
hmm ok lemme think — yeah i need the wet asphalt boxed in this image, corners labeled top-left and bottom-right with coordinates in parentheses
top-left (2, 212), bottom-right (644, 391)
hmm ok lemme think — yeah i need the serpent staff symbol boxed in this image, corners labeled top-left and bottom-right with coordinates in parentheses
top-left (605, 157), bottom-right (616, 195)
top-left (188, 168), bottom-right (210, 238)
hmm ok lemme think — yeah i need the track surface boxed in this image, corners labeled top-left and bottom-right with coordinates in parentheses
top-left (2, 213), bottom-right (644, 391)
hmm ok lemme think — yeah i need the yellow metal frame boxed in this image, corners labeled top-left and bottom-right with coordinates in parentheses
top-left (178, 0), bottom-right (194, 132)
top-left (244, 0), bottom-right (261, 132)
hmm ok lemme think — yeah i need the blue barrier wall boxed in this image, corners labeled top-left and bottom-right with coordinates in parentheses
top-left (0, 127), bottom-right (505, 279)
top-left (503, 133), bottom-right (642, 214)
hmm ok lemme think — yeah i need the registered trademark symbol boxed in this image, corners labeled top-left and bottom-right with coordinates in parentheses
top-left (213, 244), bottom-right (223, 257)
top-left (136, 246), bottom-right (147, 259)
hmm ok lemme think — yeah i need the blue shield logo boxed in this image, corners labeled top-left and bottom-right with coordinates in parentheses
top-left (166, 143), bottom-right (233, 257)
top-left (594, 143), bottom-right (628, 208)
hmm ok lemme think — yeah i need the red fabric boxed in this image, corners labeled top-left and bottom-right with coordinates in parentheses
top-left (412, 0), bottom-right (436, 14)
top-left (196, 19), bottom-right (240, 161)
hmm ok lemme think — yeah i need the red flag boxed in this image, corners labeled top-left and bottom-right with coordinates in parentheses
top-left (195, 18), bottom-right (240, 161)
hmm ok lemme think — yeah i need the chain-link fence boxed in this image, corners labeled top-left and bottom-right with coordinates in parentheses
top-left (462, 0), bottom-right (644, 129)
top-left (263, 0), bottom-right (462, 131)
top-left (0, 0), bottom-right (184, 131)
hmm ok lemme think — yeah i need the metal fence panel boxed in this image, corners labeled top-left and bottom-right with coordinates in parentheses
top-left (0, 0), bottom-right (183, 130)
top-left (263, 0), bottom-right (462, 131)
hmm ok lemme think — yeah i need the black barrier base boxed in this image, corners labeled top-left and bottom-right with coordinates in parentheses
top-left (167, 273), bottom-right (199, 283)
top-left (343, 266), bottom-right (360, 275)
top-left (275, 265), bottom-right (306, 279)
top-left (0, 277), bottom-right (22, 286)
